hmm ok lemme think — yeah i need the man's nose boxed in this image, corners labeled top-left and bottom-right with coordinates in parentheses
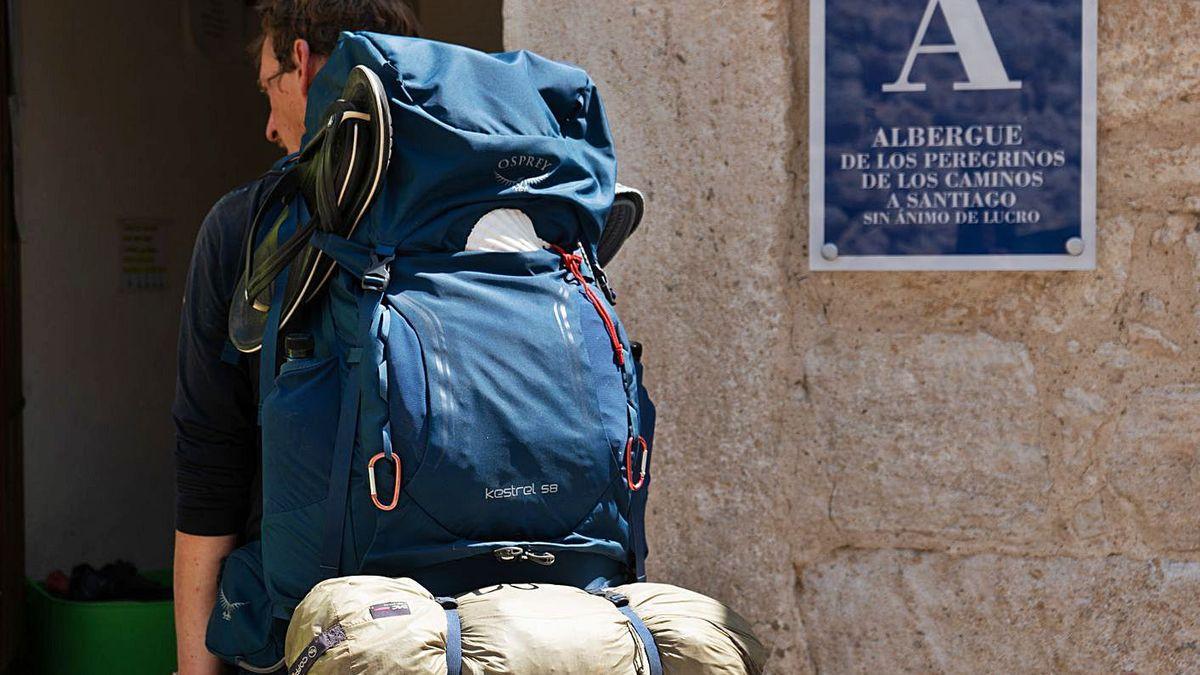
top-left (265, 112), bottom-right (281, 146)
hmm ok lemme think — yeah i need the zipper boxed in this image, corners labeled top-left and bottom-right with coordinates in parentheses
top-left (552, 245), bottom-right (625, 367)
top-left (493, 546), bottom-right (557, 566)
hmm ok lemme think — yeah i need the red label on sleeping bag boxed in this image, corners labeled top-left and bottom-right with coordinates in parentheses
top-left (369, 601), bottom-right (412, 619)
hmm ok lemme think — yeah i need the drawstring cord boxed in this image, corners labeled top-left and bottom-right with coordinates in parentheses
top-left (550, 244), bottom-right (625, 367)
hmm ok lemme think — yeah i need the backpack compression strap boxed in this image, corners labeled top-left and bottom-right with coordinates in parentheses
top-left (590, 589), bottom-right (663, 675)
top-left (438, 597), bottom-right (463, 675)
top-left (303, 235), bottom-right (400, 579)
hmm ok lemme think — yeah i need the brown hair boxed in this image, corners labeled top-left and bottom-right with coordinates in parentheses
top-left (254, 0), bottom-right (420, 79)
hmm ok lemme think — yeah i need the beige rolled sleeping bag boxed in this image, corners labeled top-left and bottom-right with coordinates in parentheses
top-left (612, 583), bottom-right (767, 674)
top-left (285, 577), bottom-right (766, 674)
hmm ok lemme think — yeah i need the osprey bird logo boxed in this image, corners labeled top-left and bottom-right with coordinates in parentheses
top-left (494, 155), bottom-right (556, 193)
top-left (219, 587), bottom-right (248, 621)
top-left (494, 170), bottom-right (552, 193)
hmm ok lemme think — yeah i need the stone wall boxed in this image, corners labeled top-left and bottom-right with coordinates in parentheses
top-left (504, 1), bottom-right (1200, 672)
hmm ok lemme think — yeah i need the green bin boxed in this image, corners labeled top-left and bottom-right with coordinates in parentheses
top-left (24, 570), bottom-right (177, 675)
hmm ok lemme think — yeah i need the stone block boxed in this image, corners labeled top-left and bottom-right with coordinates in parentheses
top-left (804, 333), bottom-right (1051, 543)
top-left (801, 550), bottom-right (1200, 674)
top-left (1102, 385), bottom-right (1200, 552)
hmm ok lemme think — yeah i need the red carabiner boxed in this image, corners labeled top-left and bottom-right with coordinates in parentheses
top-left (625, 436), bottom-right (648, 491)
top-left (368, 452), bottom-right (402, 511)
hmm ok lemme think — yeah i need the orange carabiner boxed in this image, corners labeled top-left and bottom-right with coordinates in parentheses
top-left (625, 436), bottom-right (648, 491)
top-left (368, 452), bottom-right (402, 511)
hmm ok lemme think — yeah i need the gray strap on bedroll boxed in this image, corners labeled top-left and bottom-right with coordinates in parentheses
top-left (591, 589), bottom-right (663, 675)
top-left (438, 597), bottom-right (463, 675)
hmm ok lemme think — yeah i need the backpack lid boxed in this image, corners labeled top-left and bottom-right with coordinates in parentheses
top-left (303, 32), bottom-right (618, 254)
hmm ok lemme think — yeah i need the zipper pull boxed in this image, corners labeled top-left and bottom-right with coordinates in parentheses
top-left (492, 546), bottom-right (557, 566)
top-left (525, 550), bottom-right (557, 566)
top-left (493, 546), bottom-right (524, 562)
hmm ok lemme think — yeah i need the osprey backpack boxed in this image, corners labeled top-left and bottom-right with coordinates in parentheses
top-left (225, 30), bottom-right (656, 637)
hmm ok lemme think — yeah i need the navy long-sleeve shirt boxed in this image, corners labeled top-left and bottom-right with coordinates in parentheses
top-left (173, 170), bottom-right (283, 539)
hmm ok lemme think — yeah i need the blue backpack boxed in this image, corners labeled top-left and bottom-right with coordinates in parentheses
top-left (207, 32), bottom-right (656, 672)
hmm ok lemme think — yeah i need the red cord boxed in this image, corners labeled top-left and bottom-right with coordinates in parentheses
top-left (552, 245), bottom-right (625, 367)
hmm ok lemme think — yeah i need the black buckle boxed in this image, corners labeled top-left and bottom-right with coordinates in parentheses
top-left (588, 588), bottom-right (629, 607)
top-left (362, 250), bottom-right (394, 291)
top-left (605, 591), bottom-right (629, 606)
top-left (579, 243), bottom-right (618, 305)
top-left (594, 262), bottom-right (618, 305)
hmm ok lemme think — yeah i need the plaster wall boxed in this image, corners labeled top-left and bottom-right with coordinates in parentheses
top-left (505, 2), bottom-right (1200, 672)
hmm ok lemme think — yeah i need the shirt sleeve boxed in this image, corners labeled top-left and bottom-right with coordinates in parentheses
top-left (173, 186), bottom-right (260, 536)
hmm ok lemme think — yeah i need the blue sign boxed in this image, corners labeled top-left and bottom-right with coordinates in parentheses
top-left (810, 0), bottom-right (1096, 271)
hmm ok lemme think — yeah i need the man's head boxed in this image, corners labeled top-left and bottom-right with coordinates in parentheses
top-left (253, 0), bottom-right (420, 153)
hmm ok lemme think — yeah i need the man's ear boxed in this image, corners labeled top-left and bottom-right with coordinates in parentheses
top-left (292, 38), bottom-right (316, 96)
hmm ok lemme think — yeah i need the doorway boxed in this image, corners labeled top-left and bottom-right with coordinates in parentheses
top-left (1, 1), bottom-right (501, 666)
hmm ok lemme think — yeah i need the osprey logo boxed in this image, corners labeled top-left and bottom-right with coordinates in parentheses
top-left (218, 588), bottom-right (248, 621)
top-left (494, 155), bottom-right (555, 192)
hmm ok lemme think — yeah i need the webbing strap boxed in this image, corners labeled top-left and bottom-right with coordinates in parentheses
top-left (285, 624), bottom-right (345, 675)
top-left (631, 504), bottom-right (648, 583)
top-left (318, 288), bottom-right (380, 578)
top-left (318, 348), bottom-right (362, 577)
top-left (438, 597), bottom-right (462, 675)
top-left (310, 230), bottom-right (375, 279)
top-left (591, 590), bottom-right (662, 675)
top-left (631, 357), bottom-right (655, 583)
top-left (619, 603), bottom-right (663, 675)
top-left (257, 270), bottom-right (288, 424)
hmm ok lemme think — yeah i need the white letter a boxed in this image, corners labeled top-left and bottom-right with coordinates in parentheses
top-left (883, 0), bottom-right (1022, 93)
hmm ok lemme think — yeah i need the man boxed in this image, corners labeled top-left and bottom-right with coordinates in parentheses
top-left (172, 3), bottom-right (418, 673)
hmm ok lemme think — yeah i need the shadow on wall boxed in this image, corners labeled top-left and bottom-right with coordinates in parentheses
top-left (416, 0), bottom-right (503, 51)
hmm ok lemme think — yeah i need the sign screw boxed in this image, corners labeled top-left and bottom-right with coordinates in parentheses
top-left (1066, 237), bottom-right (1085, 256)
top-left (820, 243), bottom-right (839, 261)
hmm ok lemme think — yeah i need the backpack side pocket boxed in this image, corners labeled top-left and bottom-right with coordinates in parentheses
top-left (205, 542), bottom-right (287, 671)
top-left (261, 355), bottom-right (340, 514)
